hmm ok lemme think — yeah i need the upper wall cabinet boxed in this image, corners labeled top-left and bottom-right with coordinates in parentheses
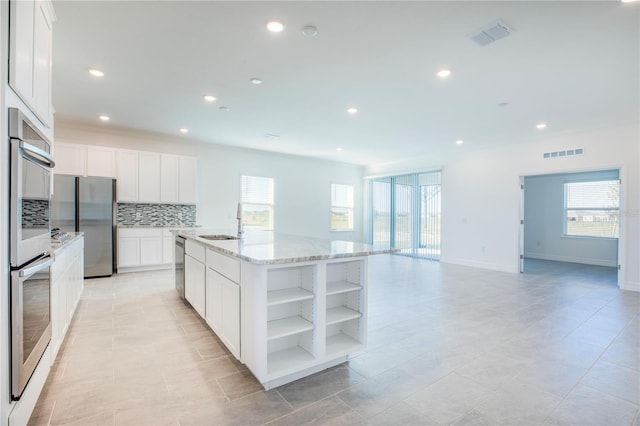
top-left (138, 152), bottom-right (161, 203)
top-left (116, 149), bottom-right (139, 202)
top-left (54, 142), bottom-right (86, 176)
top-left (161, 154), bottom-right (198, 204)
top-left (9, 0), bottom-right (56, 128)
top-left (54, 143), bottom-right (116, 178)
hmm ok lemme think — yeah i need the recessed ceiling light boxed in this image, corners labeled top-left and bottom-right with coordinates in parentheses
top-left (250, 78), bottom-right (263, 85)
top-left (456, 140), bottom-right (464, 145)
top-left (266, 21), bottom-right (285, 33)
top-left (89, 68), bottom-right (104, 77)
top-left (436, 69), bottom-right (452, 78)
top-left (536, 123), bottom-right (548, 129)
top-left (347, 107), bottom-right (358, 115)
top-left (203, 95), bottom-right (216, 102)
top-left (301, 25), bottom-right (318, 37)
top-left (336, 147), bottom-right (344, 152)
top-left (98, 115), bottom-right (110, 121)
top-left (179, 128), bottom-right (189, 134)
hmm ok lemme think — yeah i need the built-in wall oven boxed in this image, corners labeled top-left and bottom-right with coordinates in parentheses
top-left (8, 107), bottom-right (55, 399)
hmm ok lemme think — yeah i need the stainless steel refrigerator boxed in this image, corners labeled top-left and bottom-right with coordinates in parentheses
top-left (51, 176), bottom-right (116, 278)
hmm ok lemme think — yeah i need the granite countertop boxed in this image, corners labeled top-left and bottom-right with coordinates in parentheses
top-left (175, 229), bottom-right (398, 265)
top-left (50, 232), bottom-right (84, 257)
top-left (117, 224), bottom-right (200, 229)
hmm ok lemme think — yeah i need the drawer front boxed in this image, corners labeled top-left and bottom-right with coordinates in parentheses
top-left (118, 228), bottom-right (163, 238)
top-left (185, 239), bottom-right (206, 263)
top-left (206, 249), bottom-right (240, 283)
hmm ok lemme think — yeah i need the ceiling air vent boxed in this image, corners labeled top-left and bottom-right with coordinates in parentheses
top-left (468, 19), bottom-right (513, 46)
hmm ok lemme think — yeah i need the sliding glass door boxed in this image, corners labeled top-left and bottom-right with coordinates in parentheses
top-left (369, 171), bottom-right (441, 260)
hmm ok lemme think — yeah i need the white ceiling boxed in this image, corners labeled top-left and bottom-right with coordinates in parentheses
top-left (52, 1), bottom-right (639, 166)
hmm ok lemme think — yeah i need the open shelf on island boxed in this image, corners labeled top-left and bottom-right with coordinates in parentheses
top-left (326, 332), bottom-right (362, 356)
top-left (267, 287), bottom-right (314, 306)
top-left (267, 346), bottom-right (315, 376)
top-left (326, 306), bottom-right (361, 326)
top-left (326, 280), bottom-right (361, 296)
top-left (267, 316), bottom-right (314, 340)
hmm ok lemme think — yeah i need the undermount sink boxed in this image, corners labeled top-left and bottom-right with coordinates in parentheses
top-left (198, 234), bottom-right (240, 240)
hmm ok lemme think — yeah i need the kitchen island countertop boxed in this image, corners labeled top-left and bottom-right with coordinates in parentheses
top-left (174, 229), bottom-right (396, 265)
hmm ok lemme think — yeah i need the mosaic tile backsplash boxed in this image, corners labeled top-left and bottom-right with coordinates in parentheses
top-left (117, 203), bottom-right (196, 227)
top-left (23, 198), bottom-right (50, 228)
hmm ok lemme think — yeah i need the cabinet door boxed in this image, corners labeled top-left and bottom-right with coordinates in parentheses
top-left (221, 277), bottom-right (240, 358)
top-left (205, 268), bottom-right (223, 333)
top-left (160, 155), bottom-right (180, 203)
top-left (118, 237), bottom-right (140, 268)
top-left (54, 142), bottom-right (86, 176)
top-left (116, 150), bottom-right (138, 202)
top-left (140, 237), bottom-right (162, 266)
top-left (32, 1), bottom-right (53, 125)
top-left (179, 156), bottom-right (197, 204)
top-left (138, 152), bottom-right (161, 203)
top-left (185, 255), bottom-right (205, 317)
top-left (163, 236), bottom-right (173, 265)
top-left (86, 146), bottom-right (116, 177)
top-left (9, 0), bottom-right (36, 107)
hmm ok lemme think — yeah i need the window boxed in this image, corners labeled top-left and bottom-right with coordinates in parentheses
top-left (565, 179), bottom-right (619, 238)
top-left (241, 175), bottom-right (274, 231)
top-left (331, 184), bottom-right (354, 231)
top-left (368, 171), bottom-right (441, 260)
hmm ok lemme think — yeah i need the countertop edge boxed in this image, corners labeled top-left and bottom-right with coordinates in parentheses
top-left (176, 231), bottom-right (398, 265)
top-left (50, 233), bottom-right (84, 257)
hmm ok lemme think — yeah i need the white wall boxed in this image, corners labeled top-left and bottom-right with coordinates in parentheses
top-left (524, 170), bottom-right (619, 267)
top-left (365, 124), bottom-right (640, 291)
top-left (54, 122), bottom-right (365, 242)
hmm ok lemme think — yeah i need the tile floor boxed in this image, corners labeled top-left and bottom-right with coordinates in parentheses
top-left (28, 256), bottom-right (639, 426)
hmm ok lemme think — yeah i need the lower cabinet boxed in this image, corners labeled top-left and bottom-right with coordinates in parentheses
top-left (117, 228), bottom-right (177, 272)
top-left (206, 267), bottom-right (240, 358)
top-left (51, 236), bottom-right (85, 362)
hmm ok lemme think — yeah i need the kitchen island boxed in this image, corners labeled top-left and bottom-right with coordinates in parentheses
top-left (175, 230), bottom-right (394, 389)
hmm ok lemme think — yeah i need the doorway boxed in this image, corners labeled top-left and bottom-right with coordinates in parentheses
top-left (519, 169), bottom-right (622, 287)
top-left (369, 171), bottom-right (441, 260)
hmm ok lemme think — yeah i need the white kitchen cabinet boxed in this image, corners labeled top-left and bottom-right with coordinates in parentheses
top-left (163, 229), bottom-right (174, 265)
top-left (9, 0), bottom-right (55, 127)
top-left (205, 256), bottom-right (240, 359)
top-left (86, 146), bottom-right (116, 177)
top-left (116, 149), bottom-right (138, 202)
top-left (140, 237), bottom-right (162, 265)
top-left (179, 156), bottom-right (197, 204)
top-left (117, 228), bottom-right (169, 271)
top-left (185, 240), bottom-right (206, 317)
top-left (160, 154), bottom-right (180, 203)
top-left (54, 142), bottom-right (86, 176)
top-left (51, 236), bottom-right (84, 362)
top-left (117, 235), bottom-right (140, 268)
top-left (161, 154), bottom-right (197, 204)
top-left (138, 152), bottom-right (161, 203)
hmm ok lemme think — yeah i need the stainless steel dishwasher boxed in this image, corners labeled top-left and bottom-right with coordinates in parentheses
top-left (175, 236), bottom-right (186, 298)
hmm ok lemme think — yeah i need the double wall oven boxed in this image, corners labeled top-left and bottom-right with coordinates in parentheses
top-left (8, 107), bottom-right (55, 400)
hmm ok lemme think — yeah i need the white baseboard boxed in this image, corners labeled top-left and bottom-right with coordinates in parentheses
top-left (117, 264), bottom-right (172, 273)
top-left (439, 257), bottom-right (517, 273)
top-left (525, 252), bottom-right (617, 268)
top-left (8, 347), bottom-right (51, 426)
top-left (621, 281), bottom-right (640, 292)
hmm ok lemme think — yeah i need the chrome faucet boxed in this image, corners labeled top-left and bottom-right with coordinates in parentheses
top-left (236, 202), bottom-right (244, 238)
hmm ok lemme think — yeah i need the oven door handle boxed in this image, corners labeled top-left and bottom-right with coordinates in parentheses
top-left (19, 256), bottom-right (53, 278)
top-left (19, 141), bottom-right (56, 170)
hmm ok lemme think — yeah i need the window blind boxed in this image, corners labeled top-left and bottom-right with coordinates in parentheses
top-left (565, 179), bottom-right (619, 238)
